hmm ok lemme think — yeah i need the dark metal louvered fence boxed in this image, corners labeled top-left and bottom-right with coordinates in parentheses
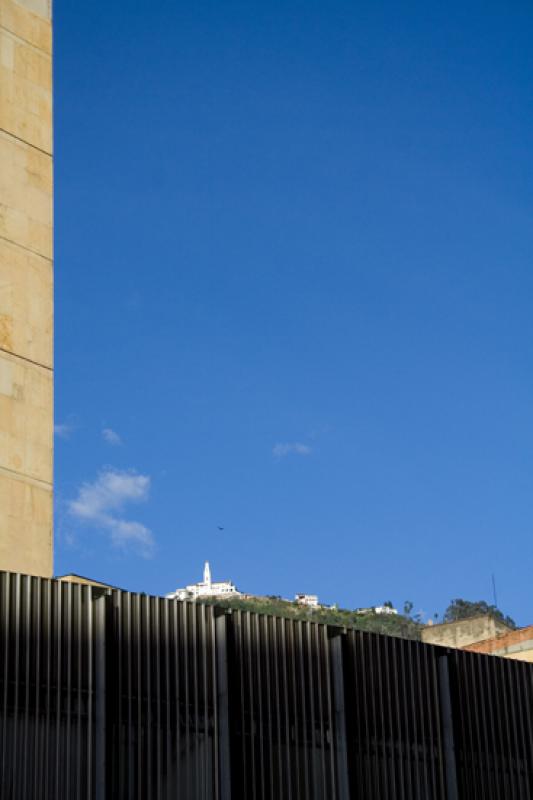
top-left (1, 571), bottom-right (532, 799)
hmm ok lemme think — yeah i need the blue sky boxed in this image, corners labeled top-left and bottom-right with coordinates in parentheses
top-left (54, 0), bottom-right (533, 623)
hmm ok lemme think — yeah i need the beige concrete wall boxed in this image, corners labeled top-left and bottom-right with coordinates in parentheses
top-left (505, 649), bottom-right (533, 663)
top-left (421, 615), bottom-right (511, 649)
top-left (0, 0), bottom-right (52, 576)
top-left (464, 625), bottom-right (533, 663)
top-left (57, 574), bottom-right (115, 590)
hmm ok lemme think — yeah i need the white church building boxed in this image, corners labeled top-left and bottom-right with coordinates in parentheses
top-left (167, 562), bottom-right (241, 601)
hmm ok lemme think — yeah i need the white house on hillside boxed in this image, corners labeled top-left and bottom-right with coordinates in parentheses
top-left (295, 593), bottom-right (320, 607)
top-left (355, 605), bottom-right (398, 616)
top-left (167, 562), bottom-right (241, 601)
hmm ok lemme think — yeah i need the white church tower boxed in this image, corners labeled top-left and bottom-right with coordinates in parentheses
top-left (167, 561), bottom-right (241, 601)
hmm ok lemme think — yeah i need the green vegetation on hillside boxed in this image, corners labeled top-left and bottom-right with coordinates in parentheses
top-left (443, 598), bottom-right (517, 629)
top-left (202, 595), bottom-right (424, 640)
top-left (200, 595), bottom-right (518, 642)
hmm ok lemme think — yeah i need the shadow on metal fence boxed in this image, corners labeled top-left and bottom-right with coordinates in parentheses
top-left (1, 572), bottom-right (532, 799)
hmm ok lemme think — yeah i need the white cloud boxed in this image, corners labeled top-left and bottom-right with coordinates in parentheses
top-left (102, 427), bottom-right (122, 446)
top-left (68, 468), bottom-right (154, 557)
top-left (54, 422), bottom-right (74, 439)
top-left (273, 442), bottom-right (312, 458)
top-left (69, 469), bottom-right (149, 518)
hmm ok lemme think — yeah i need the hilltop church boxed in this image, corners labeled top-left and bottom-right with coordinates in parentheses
top-left (166, 561), bottom-right (241, 601)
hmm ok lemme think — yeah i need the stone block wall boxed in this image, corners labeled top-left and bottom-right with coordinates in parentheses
top-left (0, 0), bottom-right (53, 575)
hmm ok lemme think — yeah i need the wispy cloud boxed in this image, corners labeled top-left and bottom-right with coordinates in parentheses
top-left (273, 442), bottom-right (312, 458)
top-left (102, 427), bottom-right (122, 446)
top-left (54, 421), bottom-right (74, 439)
top-left (68, 468), bottom-right (154, 557)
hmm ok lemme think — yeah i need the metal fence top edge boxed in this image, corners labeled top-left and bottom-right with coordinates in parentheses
top-left (1, 570), bottom-right (532, 671)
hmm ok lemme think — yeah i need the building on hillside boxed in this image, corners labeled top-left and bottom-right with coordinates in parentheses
top-left (355, 605), bottom-right (399, 616)
top-left (374, 606), bottom-right (398, 616)
top-left (167, 561), bottom-right (241, 601)
top-left (421, 614), bottom-right (512, 649)
top-left (295, 593), bottom-right (320, 607)
top-left (462, 625), bottom-right (533, 663)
